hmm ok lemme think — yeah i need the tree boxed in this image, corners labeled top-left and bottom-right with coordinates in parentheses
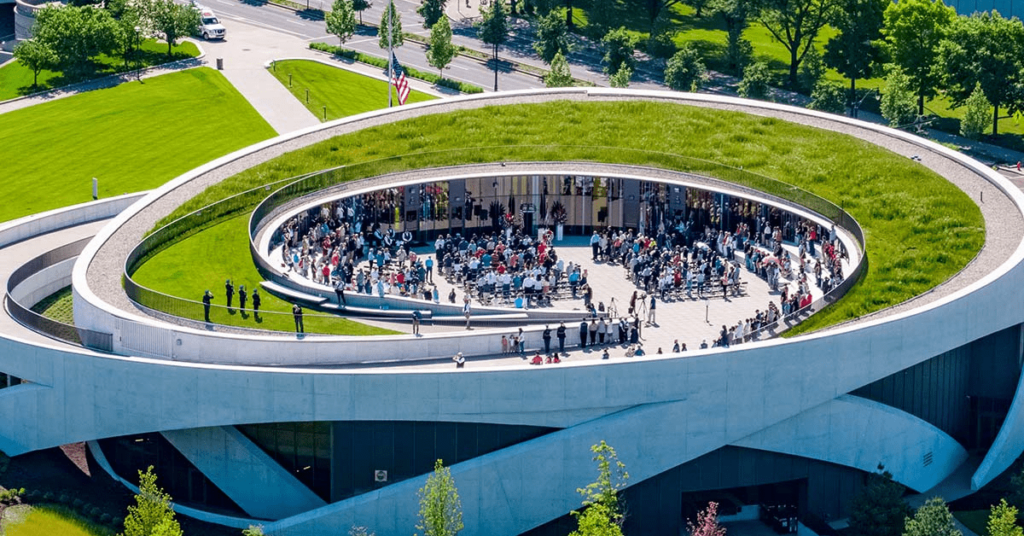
top-left (848, 469), bottom-right (912, 536)
top-left (545, 50), bottom-right (574, 87)
top-left (417, 0), bottom-right (445, 29)
top-left (711, 0), bottom-right (753, 74)
top-left (988, 499), bottom-right (1022, 536)
top-left (809, 80), bottom-right (847, 113)
top-left (477, 0), bottom-right (508, 91)
top-left (601, 27), bottom-right (637, 76)
top-left (664, 44), bottom-right (707, 91)
top-left (688, 502), bottom-right (727, 536)
top-left (33, 4), bottom-right (119, 77)
top-left (937, 11), bottom-right (1024, 136)
top-left (416, 459), bottom-right (463, 536)
top-left (427, 16), bottom-right (456, 79)
top-left (241, 526), bottom-right (265, 536)
top-left (824, 0), bottom-right (886, 109)
top-left (13, 40), bottom-right (57, 87)
top-left (534, 10), bottom-right (570, 64)
top-left (352, 0), bottom-right (371, 24)
top-left (326, 0), bottom-right (357, 44)
top-left (738, 61), bottom-right (772, 100)
top-left (881, 0), bottom-right (955, 115)
top-left (150, 0), bottom-right (199, 58)
top-left (903, 497), bottom-right (961, 536)
top-left (120, 466), bottom-right (181, 536)
top-left (107, 0), bottom-right (149, 69)
top-left (571, 441), bottom-right (629, 535)
top-left (879, 64), bottom-right (918, 127)
top-left (756, 0), bottom-right (837, 89)
top-left (378, 1), bottom-right (403, 49)
top-left (643, 0), bottom-right (686, 32)
top-left (960, 83), bottom-right (991, 140)
top-left (797, 44), bottom-right (824, 93)
top-left (610, 64), bottom-right (631, 87)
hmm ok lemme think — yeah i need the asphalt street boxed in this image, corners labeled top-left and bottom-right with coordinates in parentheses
top-left (196, 0), bottom-right (548, 91)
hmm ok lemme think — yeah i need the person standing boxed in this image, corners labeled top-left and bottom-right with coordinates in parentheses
top-left (579, 318), bottom-right (588, 348)
top-left (557, 322), bottom-right (567, 354)
top-left (647, 295), bottom-right (657, 326)
top-left (412, 310), bottom-right (422, 335)
top-left (202, 290), bottom-right (213, 323)
top-left (590, 231), bottom-right (601, 260)
top-left (293, 303), bottom-right (304, 334)
top-left (252, 289), bottom-right (261, 315)
top-left (425, 256), bottom-right (434, 283)
top-left (542, 325), bottom-right (552, 354)
top-left (598, 317), bottom-right (607, 344)
top-left (589, 319), bottom-right (598, 347)
top-left (238, 285), bottom-right (247, 311)
top-left (463, 298), bottom-right (472, 330)
top-left (453, 352), bottom-right (465, 368)
top-left (335, 280), bottom-right (346, 306)
top-left (225, 279), bottom-right (234, 308)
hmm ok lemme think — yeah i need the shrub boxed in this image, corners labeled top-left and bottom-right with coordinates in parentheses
top-left (960, 82), bottom-right (990, 140)
top-left (664, 45), bottom-right (707, 92)
top-left (90, 506), bottom-right (103, 519)
top-left (809, 80), bottom-right (847, 114)
top-left (43, 491), bottom-right (54, 501)
top-left (646, 31), bottom-right (677, 59)
top-left (308, 43), bottom-right (484, 93)
top-left (73, 498), bottom-right (84, 509)
top-left (112, 517), bottom-right (124, 528)
top-left (738, 62), bottom-right (772, 100)
top-left (101, 513), bottom-right (112, 524)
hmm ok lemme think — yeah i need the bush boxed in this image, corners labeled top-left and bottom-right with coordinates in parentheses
top-left (880, 64), bottom-right (917, 127)
top-left (809, 80), bottom-right (848, 114)
top-left (73, 498), bottom-right (84, 509)
top-left (738, 61), bottom-right (772, 100)
top-left (58, 492), bottom-right (69, 503)
top-left (646, 31), bottom-right (677, 59)
top-left (309, 42), bottom-right (484, 93)
top-left (42, 491), bottom-right (54, 501)
top-left (100, 513), bottom-right (112, 524)
top-left (960, 82), bottom-right (990, 140)
top-left (89, 506), bottom-right (103, 519)
top-left (664, 45), bottom-right (707, 92)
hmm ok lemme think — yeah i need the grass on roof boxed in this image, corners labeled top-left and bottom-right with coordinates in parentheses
top-left (136, 100), bottom-right (984, 335)
top-left (2, 504), bottom-right (113, 536)
top-left (0, 39), bottom-right (200, 102)
top-left (268, 59), bottom-right (435, 122)
top-left (0, 67), bottom-right (276, 223)
top-left (30, 287), bottom-right (74, 325)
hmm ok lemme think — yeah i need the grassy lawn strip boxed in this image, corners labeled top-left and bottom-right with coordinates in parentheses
top-left (140, 101), bottom-right (983, 335)
top-left (269, 59), bottom-right (435, 122)
top-left (132, 214), bottom-right (398, 335)
top-left (0, 39), bottom-right (199, 102)
top-left (30, 287), bottom-right (74, 325)
top-left (0, 67), bottom-right (276, 223)
top-left (3, 504), bottom-right (113, 536)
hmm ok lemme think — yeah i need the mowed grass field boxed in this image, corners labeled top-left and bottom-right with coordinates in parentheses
top-left (0, 67), bottom-right (277, 223)
top-left (2, 505), bottom-right (113, 536)
top-left (141, 100), bottom-right (984, 335)
top-left (268, 59), bottom-right (435, 122)
top-left (0, 39), bottom-right (200, 102)
top-left (132, 214), bottom-right (398, 335)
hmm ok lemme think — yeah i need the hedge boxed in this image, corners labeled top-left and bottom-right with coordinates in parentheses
top-left (309, 43), bottom-right (485, 94)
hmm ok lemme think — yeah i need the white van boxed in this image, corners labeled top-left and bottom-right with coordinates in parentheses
top-left (195, 5), bottom-right (227, 40)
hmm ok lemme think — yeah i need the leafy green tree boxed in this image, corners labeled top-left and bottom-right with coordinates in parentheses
top-left (756, 0), bottom-right (837, 89)
top-left (107, 0), bottom-right (149, 69)
top-left (664, 44), bottom-right (707, 91)
top-left (352, 0), bottom-right (371, 24)
top-left (416, 459), bottom-right (463, 536)
top-left (881, 0), bottom-right (955, 115)
top-left (903, 497), bottom-right (961, 536)
top-left (13, 40), bottom-right (57, 87)
top-left (326, 0), bottom-right (357, 44)
top-left (427, 16), bottom-right (456, 78)
top-left (241, 525), bottom-right (264, 536)
top-left (534, 10), bottom-right (570, 63)
top-left (417, 0), bottom-right (445, 29)
top-left (601, 27), bottom-right (637, 76)
top-left (809, 79), bottom-right (847, 113)
top-left (477, 0), bottom-right (508, 91)
top-left (545, 50), bottom-right (574, 87)
top-left (570, 441), bottom-right (629, 535)
top-left (797, 44), bottom-right (824, 93)
top-left (120, 466), bottom-right (181, 536)
top-left (848, 469), bottom-right (913, 536)
top-left (711, 0), bottom-right (752, 74)
top-left (609, 64), bottom-right (631, 87)
top-left (879, 64), bottom-right (918, 127)
top-left (824, 0), bottom-right (886, 109)
top-left (33, 4), bottom-right (119, 77)
top-left (378, 1), bottom-right (404, 49)
top-left (988, 499), bottom-right (1022, 536)
top-left (150, 0), bottom-right (199, 58)
top-left (937, 11), bottom-right (1024, 135)
top-left (738, 61), bottom-right (772, 100)
top-left (960, 83), bottom-right (991, 140)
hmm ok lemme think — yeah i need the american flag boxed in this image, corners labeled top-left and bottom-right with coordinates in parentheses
top-left (390, 52), bottom-right (410, 105)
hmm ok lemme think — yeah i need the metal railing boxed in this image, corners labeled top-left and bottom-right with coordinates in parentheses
top-left (122, 146), bottom-right (866, 338)
top-left (5, 237), bottom-right (113, 352)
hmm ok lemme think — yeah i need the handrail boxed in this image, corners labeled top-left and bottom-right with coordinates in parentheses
top-left (122, 146), bottom-right (865, 338)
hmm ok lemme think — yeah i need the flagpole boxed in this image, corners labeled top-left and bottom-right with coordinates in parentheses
top-left (387, 0), bottom-right (393, 108)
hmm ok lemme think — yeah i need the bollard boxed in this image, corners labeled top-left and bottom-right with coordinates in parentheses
top-left (306, 88), bottom-right (310, 104)
top-left (216, 57), bottom-right (223, 70)
top-left (323, 106), bottom-right (327, 121)
top-left (289, 73), bottom-right (292, 87)
top-left (92, 178), bottom-right (98, 200)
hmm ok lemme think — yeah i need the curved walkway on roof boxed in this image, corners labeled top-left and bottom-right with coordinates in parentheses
top-left (0, 90), bottom-right (1021, 535)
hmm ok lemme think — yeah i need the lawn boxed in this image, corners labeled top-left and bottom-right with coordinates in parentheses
top-left (268, 59), bottom-right (435, 122)
top-left (138, 100), bottom-right (984, 335)
top-left (2, 504), bottom-right (113, 536)
top-left (0, 39), bottom-right (200, 102)
top-left (0, 67), bottom-right (276, 223)
top-left (31, 287), bottom-right (74, 325)
top-left (132, 214), bottom-right (398, 335)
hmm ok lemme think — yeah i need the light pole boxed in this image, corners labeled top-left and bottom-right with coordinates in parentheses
top-left (850, 88), bottom-right (878, 119)
top-left (134, 26), bottom-right (142, 81)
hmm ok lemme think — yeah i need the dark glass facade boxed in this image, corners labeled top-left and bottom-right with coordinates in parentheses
top-left (237, 422), bottom-right (333, 501)
top-left (0, 372), bottom-right (20, 389)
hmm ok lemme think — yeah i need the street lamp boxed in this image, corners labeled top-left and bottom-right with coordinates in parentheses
top-left (850, 87), bottom-right (879, 119)
top-left (134, 26), bottom-right (142, 81)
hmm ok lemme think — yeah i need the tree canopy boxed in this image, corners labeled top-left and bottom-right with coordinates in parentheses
top-left (416, 459), bottom-right (464, 536)
top-left (903, 497), bottom-right (961, 536)
top-left (417, 0), bottom-right (446, 28)
top-left (601, 27), bottom-right (637, 75)
top-left (756, 0), bottom-right (837, 89)
top-left (120, 466), bottom-right (181, 536)
top-left (881, 0), bottom-right (956, 114)
top-left (326, 0), bottom-right (357, 44)
top-left (664, 44), bottom-right (707, 91)
top-left (545, 50), bottom-right (574, 87)
top-left (848, 469), bottom-right (913, 536)
top-left (427, 16), bottom-right (456, 78)
top-left (824, 0), bottom-right (886, 100)
top-left (378, 1), bottom-right (404, 49)
top-left (534, 10), bottom-right (570, 64)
